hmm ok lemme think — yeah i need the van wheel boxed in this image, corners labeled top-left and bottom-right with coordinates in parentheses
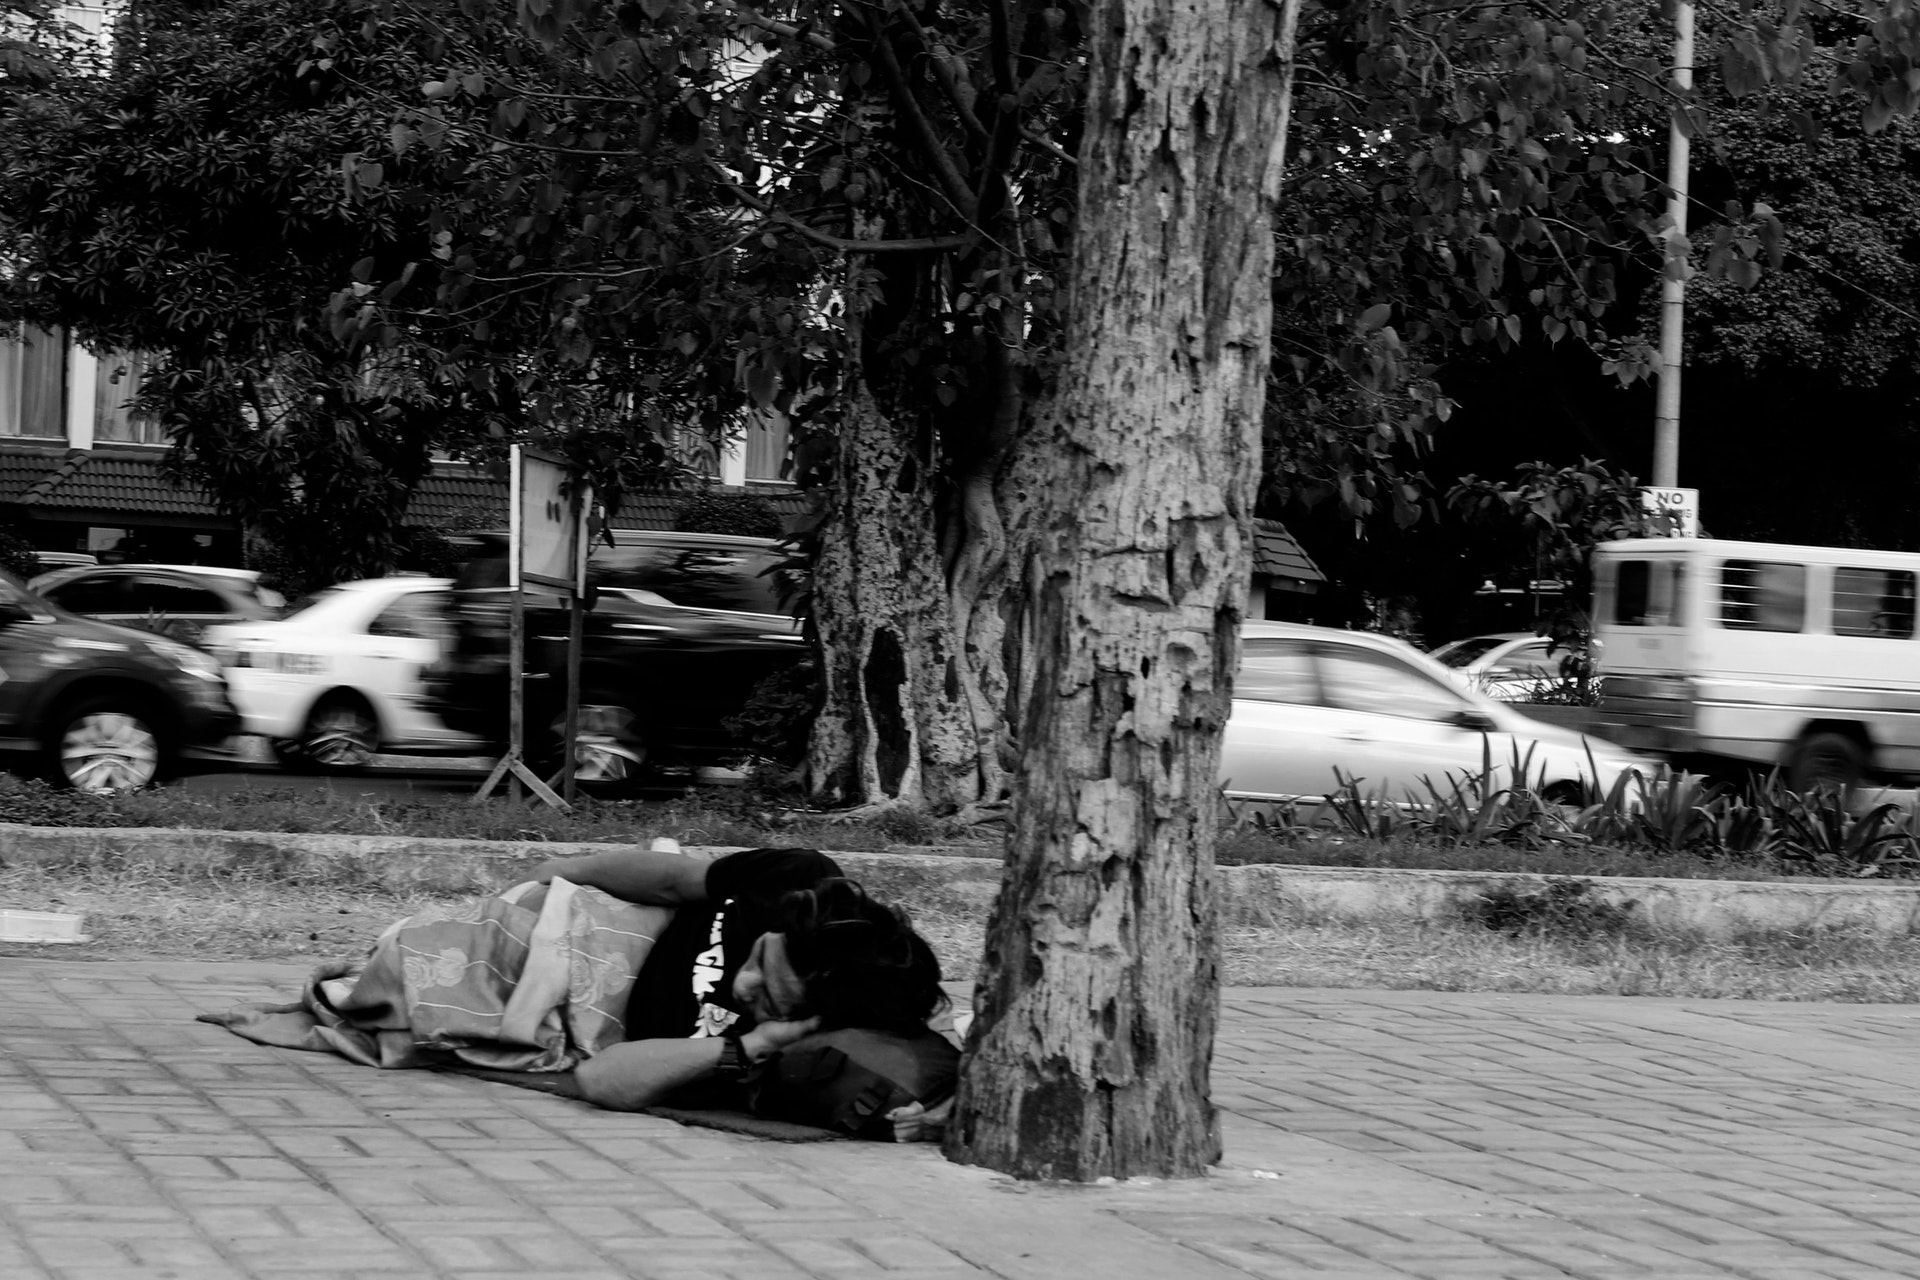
top-left (549, 703), bottom-right (650, 795)
top-left (1787, 732), bottom-right (1865, 796)
top-left (45, 696), bottom-right (166, 793)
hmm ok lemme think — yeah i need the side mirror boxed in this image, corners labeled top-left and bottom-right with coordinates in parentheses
top-left (1449, 708), bottom-right (1497, 733)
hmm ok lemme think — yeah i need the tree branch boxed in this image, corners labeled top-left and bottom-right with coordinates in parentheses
top-left (854, 3), bottom-right (979, 220)
top-left (713, 164), bottom-right (975, 253)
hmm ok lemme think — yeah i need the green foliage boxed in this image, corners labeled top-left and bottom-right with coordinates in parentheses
top-left (0, 525), bottom-right (41, 580)
top-left (673, 493), bottom-right (785, 539)
top-left (1679, 47), bottom-right (1920, 388)
top-left (1444, 457), bottom-right (1666, 684)
top-left (720, 661), bottom-right (818, 769)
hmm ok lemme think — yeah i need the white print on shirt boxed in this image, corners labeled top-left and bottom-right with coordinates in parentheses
top-left (690, 898), bottom-right (739, 1037)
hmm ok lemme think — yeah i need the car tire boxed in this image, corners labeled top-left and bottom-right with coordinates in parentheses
top-left (1541, 780), bottom-right (1590, 808)
top-left (1786, 731), bottom-right (1865, 796)
top-left (44, 695), bottom-right (166, 793)
top-left (278, 696), bottom-right (380, 773)
top-left (550, 703), bottom-right (651, 796)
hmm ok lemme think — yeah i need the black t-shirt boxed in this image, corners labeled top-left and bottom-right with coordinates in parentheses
top-left (622, 847), bottom-right (843, 1042)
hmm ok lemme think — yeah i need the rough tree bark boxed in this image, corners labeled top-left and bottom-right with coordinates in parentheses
top-left (943, 0), bottom-right (1300, 1180)
top-left (807, 366), bottom-right (988, 813)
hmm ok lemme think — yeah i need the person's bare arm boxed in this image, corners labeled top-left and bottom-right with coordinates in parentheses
top-left (574, 1017), bottom-right (822, 1111)
top-left (528, 844), bottom-right (710, 906)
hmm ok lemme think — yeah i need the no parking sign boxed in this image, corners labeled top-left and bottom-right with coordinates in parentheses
top-left (1639, 486), bottom-right (1699, 537)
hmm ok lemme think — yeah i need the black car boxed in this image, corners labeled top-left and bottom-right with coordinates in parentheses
top-left (0, 569), bottom-right (242, 791)
top-left (428, 531), bottom-right (806, 792)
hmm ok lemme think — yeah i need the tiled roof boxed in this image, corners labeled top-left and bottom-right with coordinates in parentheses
top-left (1, 452), bottom-right (1298, 590)
top-left (0, 449), bottom-right (65, 505)
top-left (0, 451), bottom-right (810, 535)
top-left (12, 448), bottom-right (221, 518)
top-left (410, 467), bottom-right (811, 532)
top-left (1252, 518), bottom-right (1325, 587)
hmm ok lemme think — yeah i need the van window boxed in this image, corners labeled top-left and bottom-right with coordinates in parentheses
top-left (1721, 561), bottom-right (1806, 632)
top-left (1833, 567), bottom-right (1917, 639)
top-left (1611, 560), bottom-right (1680, 626)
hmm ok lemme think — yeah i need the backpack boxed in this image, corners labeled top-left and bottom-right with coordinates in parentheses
top-left (743, 1026), bottom-right (960, 1140)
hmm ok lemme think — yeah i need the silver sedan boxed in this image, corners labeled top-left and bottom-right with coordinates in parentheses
top-left (1222, 623), bottom-right (1653, 807)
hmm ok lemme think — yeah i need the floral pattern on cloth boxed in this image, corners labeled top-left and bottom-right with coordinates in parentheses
top-left (200, 878), bottom-right (673, 1073)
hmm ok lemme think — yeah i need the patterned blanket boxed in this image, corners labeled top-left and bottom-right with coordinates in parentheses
top-left (199, 878), bottom-right (673, 1073)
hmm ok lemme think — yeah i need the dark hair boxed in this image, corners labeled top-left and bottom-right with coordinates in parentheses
top-left (776, 878), bottom-right (947, 1033)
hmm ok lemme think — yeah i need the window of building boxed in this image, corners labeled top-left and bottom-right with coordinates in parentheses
top-left (1720, 560), bottom-right (1806, 632)
top-left (745, 412), bottom-right (792, 482)
top-left (94, 351), bottom-right (165, 445)
top-left (0, 325), bottom-right (68, 439)
top-left (1832, 566), bottom-right (1917, 639)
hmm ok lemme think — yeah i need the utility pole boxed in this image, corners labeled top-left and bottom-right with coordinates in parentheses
top-left (1652, 0), bottom-right (1695, 490)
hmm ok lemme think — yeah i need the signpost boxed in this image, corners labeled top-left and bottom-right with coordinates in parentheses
top-left (472, 445), bottom-right (590, 809)
top-left (1639, 486), bottom-right (1699, 538)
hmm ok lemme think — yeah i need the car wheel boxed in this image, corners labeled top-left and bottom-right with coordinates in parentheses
top-left (1541, 780), bottom-right (1589, 808)
top-left (553, 703), bottom-right (650, 795)
top-left (1786, 731), bottom-right (1865, 796)
top-left (287, 697), bottom-right (380, 772)
top-left (46, 697), bottom-right (165, 793)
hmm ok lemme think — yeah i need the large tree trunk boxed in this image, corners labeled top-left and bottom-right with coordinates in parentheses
top-left (807, 370), bottom-right (996, 813)
top-left (943, 0), bottom-right (1300, 1181)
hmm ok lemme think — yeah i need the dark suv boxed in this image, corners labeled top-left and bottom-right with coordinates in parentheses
top-left (0, 569), bottom-right (242, 791)
top-left (428, 531), bottom-right (807, 792)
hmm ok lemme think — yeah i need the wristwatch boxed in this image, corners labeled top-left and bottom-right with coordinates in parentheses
top-left (715, 1033), bottom-right (749, 1078)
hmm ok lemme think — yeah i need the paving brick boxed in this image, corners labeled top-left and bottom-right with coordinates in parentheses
top-left (26, 963), bottom-right (1920, 1280)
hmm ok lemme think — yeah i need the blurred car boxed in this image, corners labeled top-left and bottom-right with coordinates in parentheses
top-left (0, 568), bottom-right (241, 792)
top-left (1222, 623), bottom-right (1652, 807)
top-left (1428, 631), bottom-right (1566, 702)
top-left (28, 563), bottom-right (285, 645)
top-left (203, 577), bottom-right (479, 770)
top-left (32, 551), bottom-right (99, 571)
top-left (428, 531), bottom-right (805, 792)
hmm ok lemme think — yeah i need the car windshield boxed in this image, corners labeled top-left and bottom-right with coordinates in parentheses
top-left (1433, 636), bottom-right (1509, 668)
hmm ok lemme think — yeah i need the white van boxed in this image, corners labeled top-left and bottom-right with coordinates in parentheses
top-left (1590, 537), bottom-right (1920, 791)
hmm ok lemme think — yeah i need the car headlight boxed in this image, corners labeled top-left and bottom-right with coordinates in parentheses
top-left (147, 637), bottom-right (223, 681)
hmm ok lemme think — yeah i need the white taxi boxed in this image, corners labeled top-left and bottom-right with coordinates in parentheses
top-left (203, 577), bottom-right (477, 769)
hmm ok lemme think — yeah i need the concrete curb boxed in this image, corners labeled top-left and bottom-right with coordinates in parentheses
top-left (4, 822), bottom-right (1919, 939)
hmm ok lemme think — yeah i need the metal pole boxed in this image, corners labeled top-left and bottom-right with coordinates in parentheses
top-left (507, 445), bottom-right (524, 804)
top-left (1652, 0), bottom-right (1695, 490)
top-left (561, 488), bottom-right (588, 805)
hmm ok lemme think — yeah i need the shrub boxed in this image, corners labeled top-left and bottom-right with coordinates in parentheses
top-left (1467, 877), bottom-right (1637, 938)
top-left (721, 660), bottom-right (818, 768)
top-left (672, 492), bottom-right (785, 538)
top-left (0, 525), bottom-right (41, 580)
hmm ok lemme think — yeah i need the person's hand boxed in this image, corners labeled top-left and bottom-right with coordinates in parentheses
top-left (739, 1015), bottom-right (822, 1062)
top-left (886, 1095), bottom-right (954, 1143)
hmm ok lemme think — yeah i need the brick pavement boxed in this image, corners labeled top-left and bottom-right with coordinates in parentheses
top-left (7, 961), bottom-right (1920, 1279)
